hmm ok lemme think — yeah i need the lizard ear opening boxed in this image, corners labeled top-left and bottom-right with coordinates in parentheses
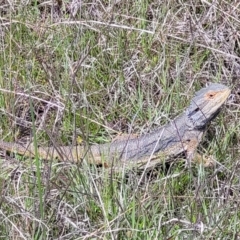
top-left (187, 106), bottom-right (200, 118)
top-left (186, 106), bottom-right (204, 129)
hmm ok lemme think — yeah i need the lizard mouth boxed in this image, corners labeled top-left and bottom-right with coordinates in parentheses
top-left (219, 88), bottom-right (231, 101)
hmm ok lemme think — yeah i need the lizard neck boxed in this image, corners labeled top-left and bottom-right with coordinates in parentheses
top-left (185, 105), bottom-right (221, 130)
top-left (161, 112), bottom-right (204, 140)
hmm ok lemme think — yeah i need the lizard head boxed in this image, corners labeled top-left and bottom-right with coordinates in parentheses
top-left (186, 83), bottom-right (231, 129)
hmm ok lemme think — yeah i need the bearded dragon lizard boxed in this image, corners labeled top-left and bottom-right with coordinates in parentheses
top-left (0, 83), bottom-right (230, 169)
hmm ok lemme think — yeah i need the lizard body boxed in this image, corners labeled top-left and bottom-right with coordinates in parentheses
top-left (0, 83), bottom-right (230, 168)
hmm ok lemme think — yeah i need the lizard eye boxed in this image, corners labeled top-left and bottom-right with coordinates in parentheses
top-left (206, 92), bottom-right (216, 99)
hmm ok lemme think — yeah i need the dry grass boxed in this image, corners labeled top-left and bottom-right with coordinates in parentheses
top-left (0, 0), bottom-right (240, 239)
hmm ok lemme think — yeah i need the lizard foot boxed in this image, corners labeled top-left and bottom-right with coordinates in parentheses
top-left (194, 153), bottom-right (216, 167)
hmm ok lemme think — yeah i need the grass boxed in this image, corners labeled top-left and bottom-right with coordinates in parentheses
top-left (0, 0), bottom-right (240, 239)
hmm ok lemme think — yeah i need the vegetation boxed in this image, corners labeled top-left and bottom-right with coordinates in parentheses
top-left (0, 0), bottom-right (239, 239)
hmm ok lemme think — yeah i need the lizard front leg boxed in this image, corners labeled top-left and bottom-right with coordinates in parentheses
top-left (185, 136), bottom-right (214, 167)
